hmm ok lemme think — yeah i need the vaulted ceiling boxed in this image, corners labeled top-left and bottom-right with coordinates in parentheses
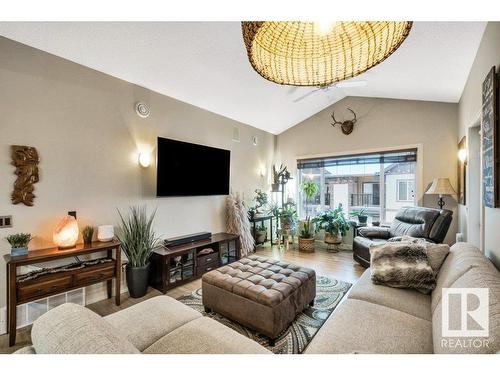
top-left (0, 22), bottom-right (486, 134)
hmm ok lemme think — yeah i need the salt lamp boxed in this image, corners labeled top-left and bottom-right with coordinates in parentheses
top-left (53, 215), bottom-right (79, 249)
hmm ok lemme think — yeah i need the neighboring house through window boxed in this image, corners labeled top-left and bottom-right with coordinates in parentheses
top-left (297, 148), bottom-right (418, 223)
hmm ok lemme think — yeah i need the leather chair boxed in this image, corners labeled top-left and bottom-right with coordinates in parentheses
top-left (353, 207), bottom-right (453, 268)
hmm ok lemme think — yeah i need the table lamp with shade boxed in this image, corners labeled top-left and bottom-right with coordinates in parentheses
top-left (425, 178), bottom-right (457, 209)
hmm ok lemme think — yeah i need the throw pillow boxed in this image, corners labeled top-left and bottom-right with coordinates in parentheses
top-left (386, 235), bottom-right (450, 274)
top-left (370, 241), bottom-right (436, 293)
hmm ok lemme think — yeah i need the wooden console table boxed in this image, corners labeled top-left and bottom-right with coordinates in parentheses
top-left (4, 240), bottom-right (121, 346)
top-left (149, 233), bottom-right (240, 293)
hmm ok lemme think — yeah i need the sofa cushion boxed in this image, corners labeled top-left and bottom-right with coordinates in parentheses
top-left (105, 295), bottom-right (202, 351)
top-left (143, 317), bottom-right (271, 354)
top-left (431, 243), bottom-right (486, 313)
top-left (31, 303), bottom-right (139, 354)
top-left (304, 299), bottom-right (433, 354)
top-left (389, 207), bottom-right (441, 238)
top-left (432, 259), bottom-right (500, 354)
top-left (348, 269), bottom-right (432, 321)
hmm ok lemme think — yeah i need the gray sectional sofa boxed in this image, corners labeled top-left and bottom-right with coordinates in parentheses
top-left (15, 242), bottom-right (499, 354)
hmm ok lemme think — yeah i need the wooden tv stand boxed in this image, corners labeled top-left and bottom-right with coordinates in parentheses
top-left (149, 232), bottom-right (240, 293)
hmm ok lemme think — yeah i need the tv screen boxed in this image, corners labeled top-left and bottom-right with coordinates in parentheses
top-left (156, 137), bottom-right (230, 197)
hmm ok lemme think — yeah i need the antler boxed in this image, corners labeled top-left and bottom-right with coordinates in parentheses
top-left (347, 108), bottom-right (357, 123)
top-left (330, 111), bottom-right (342, 126)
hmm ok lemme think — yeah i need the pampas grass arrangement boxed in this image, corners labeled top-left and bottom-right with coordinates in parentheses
top-left (226, 192), bottom-right (254, 257)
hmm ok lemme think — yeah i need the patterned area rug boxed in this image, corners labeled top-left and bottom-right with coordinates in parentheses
top-left (177, 275), bottom-right (351, 354)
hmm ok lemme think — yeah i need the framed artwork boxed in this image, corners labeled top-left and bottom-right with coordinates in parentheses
top-left (458, 136), bottom-right (466, 205)
top-left (482, 66), bottom-right (499, 208)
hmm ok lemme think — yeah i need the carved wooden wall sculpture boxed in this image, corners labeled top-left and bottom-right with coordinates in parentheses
top-left (11, 145), bottom-right (40, 206)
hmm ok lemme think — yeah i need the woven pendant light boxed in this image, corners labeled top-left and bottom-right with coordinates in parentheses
top-left (242, 21), bottom-right (412, 86)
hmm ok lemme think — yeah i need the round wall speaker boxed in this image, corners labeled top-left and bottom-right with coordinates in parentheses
top-left (135, 102), bottom-right (151, 118)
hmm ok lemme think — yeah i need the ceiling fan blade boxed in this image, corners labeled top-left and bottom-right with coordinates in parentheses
top-left (293, 88), bottom-right (322, 103)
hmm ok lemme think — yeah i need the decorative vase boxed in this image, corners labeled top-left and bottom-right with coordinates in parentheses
top-left (271, 183), bottom-right (280, 192)
top-left (97, 225), bottom-right (114, 242)
top-left (126, 263), bottom-right (150, 298)
top-left (298, 237), bottom-right (315, 253)
top-left (324, 232), bottom-right (342, 245)
top-left (11, 247), bottom-right (28, 257)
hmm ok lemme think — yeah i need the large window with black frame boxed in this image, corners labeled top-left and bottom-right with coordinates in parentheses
top-left (297, 149), bottom-right (417, 224)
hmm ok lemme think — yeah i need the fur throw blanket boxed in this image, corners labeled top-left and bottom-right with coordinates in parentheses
top-left (370, 241), bottom-right (436, 293)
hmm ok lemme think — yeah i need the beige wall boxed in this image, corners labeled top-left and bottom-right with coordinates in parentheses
top-left (457, 22), bottom-right (500, 268)
top-left (277, 96), bottom-right (459, 243)
top-left (0, 36), bottom-right (275, 308)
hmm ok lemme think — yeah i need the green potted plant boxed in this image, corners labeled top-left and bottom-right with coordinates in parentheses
top-left (253, 189), bottom-right (268, 215)
top-left (349, 208), bottom-right (369, 224)
top-left (280, 202), bottom-right (298, 232)
top-left (82, 225), bottom-right (95, 245)
top-left (298, 181), bottom-right (318, 252)
top-left (313, 205), bottom-right (350, 245)
top-left (5, 233), bottom-right (32, 257)
top-left (272, 164), bottom-right (289, 192)
top-left (254, 223), bottom-right (267, 245)
top-left (116, 206), bottom-right (159, 298)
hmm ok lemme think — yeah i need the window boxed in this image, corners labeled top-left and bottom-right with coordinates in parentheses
top-left (298, 149), bottom-right (417, 223)
top-left (397, 179), bottom-right (414, 202)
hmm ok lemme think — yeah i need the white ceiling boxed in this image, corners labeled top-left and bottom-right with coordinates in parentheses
top-left (0, 22), bottom-right (486, 134)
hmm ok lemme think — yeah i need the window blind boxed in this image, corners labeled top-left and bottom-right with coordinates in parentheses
top-left (297, 149), bottom-right (417, 170)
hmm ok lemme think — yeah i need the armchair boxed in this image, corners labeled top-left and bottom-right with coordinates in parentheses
top-left (353, 207), bottom-right (453, 267)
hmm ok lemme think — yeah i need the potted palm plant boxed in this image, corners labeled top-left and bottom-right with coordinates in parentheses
top-left (117, 206), bottom-right (158, 298)
top-left (313, 205), bottom-right (350, 245)
top-left (298, 181), bottom-right (318, 252)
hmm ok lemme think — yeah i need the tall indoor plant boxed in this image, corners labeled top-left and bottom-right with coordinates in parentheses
top-left (298, 181), bottom-right (318, 252)
top-left (117, 206), bottom-right (158, 298)
top-left (313, 205), bottom-right (350, 245)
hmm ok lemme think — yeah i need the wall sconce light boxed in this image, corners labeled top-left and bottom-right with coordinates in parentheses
top-left (53, 215), bottom-right (79, 249)
top-left (458, 148), bottom-right (467, 163)
top-left (138, 152), bottom-right (151, 168)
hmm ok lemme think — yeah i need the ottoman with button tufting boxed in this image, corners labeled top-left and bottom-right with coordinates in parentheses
top-left (201, 255), bottom-right (316, 345)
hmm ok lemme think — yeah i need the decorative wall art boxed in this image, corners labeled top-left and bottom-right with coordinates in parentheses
top-left (481, 67), bottom-right (499, 208)
top-left (11, 145), bottom-right (40, 206)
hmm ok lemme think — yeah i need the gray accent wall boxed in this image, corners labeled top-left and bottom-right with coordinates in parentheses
top-left (0, 36), bottom-right (276, 307)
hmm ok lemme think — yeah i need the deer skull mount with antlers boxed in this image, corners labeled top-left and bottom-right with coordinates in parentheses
top-left (331, 108), bottom-right (357, 135)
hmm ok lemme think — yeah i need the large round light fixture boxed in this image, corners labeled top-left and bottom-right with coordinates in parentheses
top-left (242, 21), bottom-right (412, 86)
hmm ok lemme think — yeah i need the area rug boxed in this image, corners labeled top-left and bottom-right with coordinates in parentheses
top-left (177, 275), bottom-right (351, 354)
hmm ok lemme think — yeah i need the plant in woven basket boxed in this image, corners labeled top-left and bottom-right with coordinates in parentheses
top-left (116, 206), bottom-right (159, 298)
top-left (5, 233), bottom-right (32, 248)
top-left (300, 181), bottom-right (318, 239)
top-left (82, 225), bottom-right (95, 245)
top-left (313, 205), bottom-right (350, 244)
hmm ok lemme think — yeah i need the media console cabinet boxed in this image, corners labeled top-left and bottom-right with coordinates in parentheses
top-left (149, 232), bottom-right (240, 293)
top-left (4, 240), bottom-right (122, 346)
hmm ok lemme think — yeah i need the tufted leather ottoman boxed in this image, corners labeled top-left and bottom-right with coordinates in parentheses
top-left (201, 255), bottom-right (316, 345)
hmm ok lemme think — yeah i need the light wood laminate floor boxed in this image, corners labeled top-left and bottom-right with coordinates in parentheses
top-left (0, 243), bottom-right (364, 353)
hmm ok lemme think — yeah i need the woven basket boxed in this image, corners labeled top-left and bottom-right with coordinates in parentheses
top-left (298, 237), bottom-right (315, 253)
top-left (242, 21), bottom-right (412, 86)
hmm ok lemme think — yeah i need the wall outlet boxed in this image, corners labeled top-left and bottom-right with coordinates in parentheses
top-left (0, 215), bottom-right (13, 228)
top-left (0, 307), bottom-right (6, 335)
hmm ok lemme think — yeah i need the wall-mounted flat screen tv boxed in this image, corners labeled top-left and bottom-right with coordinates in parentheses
top-left (156, 137), bottom-right (230, 197)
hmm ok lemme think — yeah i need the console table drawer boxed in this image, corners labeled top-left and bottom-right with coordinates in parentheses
top-left (197, 252), bottom-right (219, 266)
top-left (74, 265), bottom-right (115, 285)
top-left (17, 275), bottom-right (73, 303)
